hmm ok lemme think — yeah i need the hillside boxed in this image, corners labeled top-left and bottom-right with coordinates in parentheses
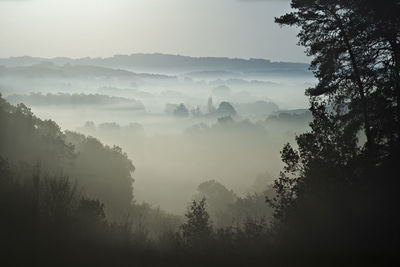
top-left (0, 53), bottom-right (311, 76)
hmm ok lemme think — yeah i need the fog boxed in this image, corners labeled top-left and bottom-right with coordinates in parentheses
top-left (0, 54), bottom-right (314, 213)
top-left (1, 1), bottom-right (397, 264)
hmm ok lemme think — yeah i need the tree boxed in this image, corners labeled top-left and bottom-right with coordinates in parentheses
top-left (180, 197), bottom-right (213, 248)
top-left (194, 180), bottom-right (237, 228)
top-left (65, 131), bottom-right (135, 219)
top-left (276, 0), bottom-right (400, 157)
top-left (0, 94), bottom-right (136, 221)
top-left (216, 102), bottom-right (237, 117)
top-left (267, 0), bottom-right (400, 255)
top-left (173, 103), bottom-right (189, 118)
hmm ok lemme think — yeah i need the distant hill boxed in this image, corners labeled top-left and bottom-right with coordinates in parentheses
top-left (6, 92), bottom-right (145, 110)
top-left (0, 53), bottom-right (311, 76)
top-left (0, 62), bottom-right (175, 80)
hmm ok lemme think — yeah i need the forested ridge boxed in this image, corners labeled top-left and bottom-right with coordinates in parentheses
top-left (1, 0), bottom-right (400, 266)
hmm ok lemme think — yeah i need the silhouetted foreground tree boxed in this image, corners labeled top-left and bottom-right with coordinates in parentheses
top-left (275, 0), bottom-right (400, 154)
top-left (266, 0), bottom-right (400, 264)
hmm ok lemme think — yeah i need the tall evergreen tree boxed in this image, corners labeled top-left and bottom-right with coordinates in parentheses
top-left (268, 0), bottom-right (400, 256)
top-left (276, 0), bottom-right (400, 157)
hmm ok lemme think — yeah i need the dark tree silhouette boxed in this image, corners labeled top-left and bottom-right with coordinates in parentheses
top-left (276, 0), bottom-right (400, 155)
top-left (267, 0), bottom-right (400, 260)
top-left (180, 197), bottom-right (213, 248)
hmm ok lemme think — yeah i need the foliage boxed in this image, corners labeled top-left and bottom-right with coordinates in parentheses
top-left (193, 180), bottom-right (274, 228)
top-left (0, 158), bottom-right (136, 266)
top-left (276, 0), bottom-right (400, 154)
top-left (65, 131), bottom-right (135, 219)
top-left (0, 94), bottom-right (135, 219)
top-left (179, 197), bottom-right (213, 248)
top-left (173, 103), bottom-right (189, 117)
top-left (216, 101), bottom-right (237, 117)
top-left (266, 0), bottom-right (400, 257)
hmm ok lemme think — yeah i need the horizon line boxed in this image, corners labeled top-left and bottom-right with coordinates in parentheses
top-left (0, 52), bottom-right (310, 65)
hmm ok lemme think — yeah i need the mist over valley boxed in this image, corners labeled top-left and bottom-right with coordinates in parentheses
top-left (1, 53), bottom-right (313, 213)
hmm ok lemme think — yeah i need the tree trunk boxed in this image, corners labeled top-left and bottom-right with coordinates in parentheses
top-left (332, 10), bottom-right (374, 151)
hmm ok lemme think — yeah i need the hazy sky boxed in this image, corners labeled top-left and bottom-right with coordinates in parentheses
top-left (0, 0), bottom-right (308, 62)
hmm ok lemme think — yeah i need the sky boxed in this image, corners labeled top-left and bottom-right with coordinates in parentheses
top-left (0, 0), bottom-right (309, 62)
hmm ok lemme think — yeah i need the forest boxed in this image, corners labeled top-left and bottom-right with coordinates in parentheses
top-left (1, 0), bottom-right (399, 266)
